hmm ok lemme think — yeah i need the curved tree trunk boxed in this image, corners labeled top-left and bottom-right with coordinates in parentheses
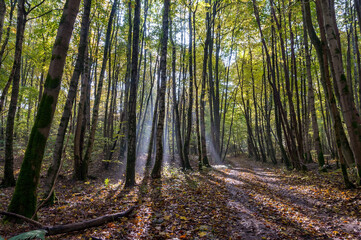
top-left (42, 0), bottom-right (91, 200)
top-left (6, 0), bottom-right (81, 219)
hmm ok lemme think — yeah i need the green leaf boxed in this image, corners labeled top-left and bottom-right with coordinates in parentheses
top-left (9, 230), bottom-right (47, 240)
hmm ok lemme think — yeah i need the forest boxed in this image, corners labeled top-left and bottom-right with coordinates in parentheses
top-left (0, 0), bottom-right (361, 238)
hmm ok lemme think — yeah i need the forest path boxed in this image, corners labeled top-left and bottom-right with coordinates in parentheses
top-left (214, 156), bottom-right (361, 239)
top-left (1, 155), bottom-right (361, 239)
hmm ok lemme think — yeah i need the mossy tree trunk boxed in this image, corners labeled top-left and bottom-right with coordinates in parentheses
top-left (318, 0), bottom-right (361, 184)
top-left (151, 0), bottom-right (170, 179)
top-left (6, 0), bottom-right (81, 219)
top-left (42, 0), bottom-right (92, 201)
top-left (303, 0), bottom-right (355, 187)
top-left (1, 0), bottom-right (25, 188)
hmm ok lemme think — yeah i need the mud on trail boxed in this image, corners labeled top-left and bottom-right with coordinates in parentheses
top-left (1, 155), bottom-right (360, 239)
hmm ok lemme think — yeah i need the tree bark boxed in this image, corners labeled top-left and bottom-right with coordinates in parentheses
top-left (151, 0), bottom-right (170, 179)
top-left (6, 0), bottom-right (81, 219)
top-left (200, 0), bottom-right (211, 168)
top-left (81, 0), bottom-right (118, 180)
top-left (1, 0), bottom-right (26, 188)
top-left (42, 0), bottom-right (91, 200)
top-left (318, 0), bottom-right (361, 183)
top-left (302, 7), bottom-right (324, 167)
top-left (125, 0), bottom-right (141, 188)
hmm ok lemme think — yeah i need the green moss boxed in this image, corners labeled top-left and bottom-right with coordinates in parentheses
top-left (340, 74), bottom-right (347, 82)
top-left (352, 121), bottom-right (358, 129)
top-left (36, 93), bottom-right (53, 128)
top-left (318, 152), bottom-right (325, 167)
top-left (44, 74), bottom-right (60, 89)
top-left (51, 54), bottom-right (62, 61)
top-left (342, 85), bottom-right (349, 94)
top-left (6, 127), bottom-right (47, 219)
top-left (357, 164), bottom-right (361, 186)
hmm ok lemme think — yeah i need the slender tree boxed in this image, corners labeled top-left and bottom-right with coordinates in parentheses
top-left (125, 0), bottom-right (141, 188)
top-left (1, 0), bottom-right (26, 187)
top-left (151, 0), bottom-right (170, 179)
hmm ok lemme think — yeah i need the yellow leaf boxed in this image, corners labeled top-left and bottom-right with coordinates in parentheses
top-left (180, 216), bottom-right (187, 221)
top-left (198, 231), bottom-right (207, 237)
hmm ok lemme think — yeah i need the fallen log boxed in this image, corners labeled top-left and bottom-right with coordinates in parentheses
top-left (1, 206), bottom-right (135, 236)
top-left (45, 206), bottom-right (135, 235)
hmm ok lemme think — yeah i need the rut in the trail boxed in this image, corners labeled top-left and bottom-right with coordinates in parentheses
top-left (210, 157), bottom-right (361, 240)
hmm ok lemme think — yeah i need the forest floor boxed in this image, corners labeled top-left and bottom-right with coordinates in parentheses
top-left (1, 154), bottom-right (361, 239)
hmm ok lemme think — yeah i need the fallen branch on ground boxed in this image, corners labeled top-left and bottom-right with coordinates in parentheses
top-left (0, 211), bottom-right (44, 228)
top-left (1, 206), bottom-right (135, 236)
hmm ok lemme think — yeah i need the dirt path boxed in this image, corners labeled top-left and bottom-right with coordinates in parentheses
top-left (1, 156), bottom-right (360, 239)
top-left (210, 157), bottom-right (361, 239)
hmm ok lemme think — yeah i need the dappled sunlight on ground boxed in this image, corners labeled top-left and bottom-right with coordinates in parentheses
top-left (1, 156), bottom-right (361, 239)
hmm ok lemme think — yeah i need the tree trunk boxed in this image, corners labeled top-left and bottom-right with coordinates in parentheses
top-left (170, 20), bottom-right (186, 170)
top-left (318, 0), bottom-right (361, 183)
top-left (125, 0), bottom-right (141, 188)
top-left (303, 0), bottom-right (355, 186)
top-left (1, 0), bottom-right (26, 187)
top-left (200, 0), bottom-right (211, 168)
top-left (80, 0), bottom-right (118, 180)
top-left (151, 0), bottom-right (170, 179)
top-left (6, 0), bottom-right (81, 219)
top-left (302, 7), bottom-right (324, 167)
top-left (42, 0), bottom-right (91, 200)
top-left (182, 7), bottom-right (194, 170)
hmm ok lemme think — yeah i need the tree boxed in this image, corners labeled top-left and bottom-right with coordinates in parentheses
top-left (125, 0), bottom-right (141, 188)
top-left (151, 0), bottom-right (170, 179)
top-left (1, 0), bottom-right (26, 187)
top-left (6, 0), bottom-right (82, 218)
top-left (42, 0), bottom-right (92, 201)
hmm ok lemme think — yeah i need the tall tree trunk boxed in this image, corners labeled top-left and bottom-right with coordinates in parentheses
top-left (125, 0), bottom-right (141, 188)
top-left (303, 0), bottom-right (354, 187)
top-left (80, 0), bottom-right (118, 180)
top-left (1, 0), bottom-right (26, 188)
top-left (42, 0), bottom-right (91, 201)
top-left (170, 20), bottom-right (186, 170)
top-left (0, 0), bottom-right (16, 114)
top-left (6, 0), bottom-right (81, 219)
top-left (318, 0), bottom-right (361, 183)
top-left (302, 7), bottom-right (324, 167)
top-left (200, 0), bottom-right (211, 168)
top-left (151, 0), bottom-right (170, 179)
top-left (73, 48), bottom-right (90, 183)
top-left (182, 7), bottom-right (194, 170)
